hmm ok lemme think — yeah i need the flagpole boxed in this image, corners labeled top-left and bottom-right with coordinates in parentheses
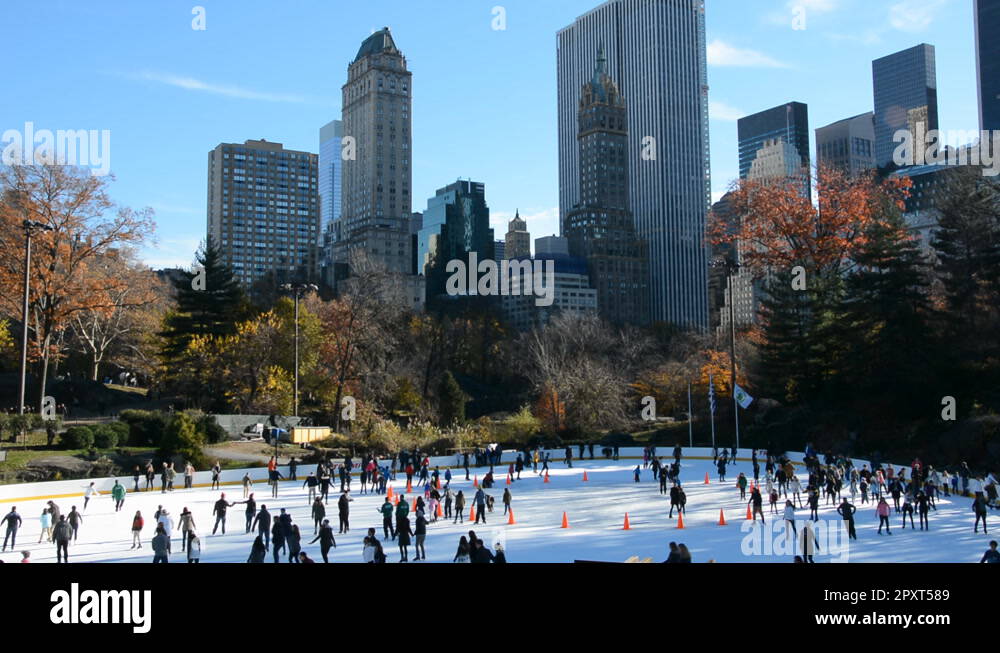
top-left (687, 382), bottom-right (693, 448)
top-left (709, 373), bottom-right (716, 453)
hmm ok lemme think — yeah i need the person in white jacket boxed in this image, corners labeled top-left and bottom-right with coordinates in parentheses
top-left (783, 500), bottom-right (798, 539)
top-left (83, 483), bottom-right (100, 511)
top-left (186, 532), bottom-right (202, 563)
top-left (363, 528), bottom-right (378, 563)
top-left (789, 476), bottom-right (803, 509)
top-left (157, 509), bottom-right (174, 553)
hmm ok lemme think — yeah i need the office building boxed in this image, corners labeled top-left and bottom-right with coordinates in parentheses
top-left (505, 211), bottom-right (531, 259)
top-left (502, 245), bottom-right (598, 331)
top-left (558, 0), bottom-right (711, 328)
top-left (872, 44), bottom-right (938, 170)
top-left (738, 102), bottom-right (810, 195)
top-left (207, 139), bottom-right (320, 288)
top-left (319, 119), bottom-right (343, 288)
top-left (977, 0), bottom-right (1000, 133)
top-left (816, 112), bottom-right (876, 177)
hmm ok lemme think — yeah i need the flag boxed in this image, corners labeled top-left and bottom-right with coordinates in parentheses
top-left (734, 384), bottom-right (754, 409)
top-left (708, 374), bottom-right (716, 415)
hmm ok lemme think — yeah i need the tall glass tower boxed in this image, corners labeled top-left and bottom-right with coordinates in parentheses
top-left (976, 0), bottom-right (1000, 132)
top-left (872, 44), bottom-right (938, 170)
top-left (557, 0), bottom-right (711, 329)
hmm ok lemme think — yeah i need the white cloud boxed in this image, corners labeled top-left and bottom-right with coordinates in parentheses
top-left (888, 0), bottom-right (949, 33)
top-left (140, 236), bottom-right (202, 270)
top-left (707, 40), bottom-right (790, 68)
top-left (709, 100), bottom-right (746, 122)
top-left (127, 71), bottom-right (307, 103)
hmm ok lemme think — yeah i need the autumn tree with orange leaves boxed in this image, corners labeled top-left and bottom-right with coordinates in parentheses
top-left (0, 165), bottom-right (154, 410)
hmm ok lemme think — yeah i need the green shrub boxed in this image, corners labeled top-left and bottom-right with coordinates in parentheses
top-left (119, 410), bottom-right (170, 447)
top-left (159, 413), bottom-right (207, 468)
top-left (197, 414), bottom-right (228, 444)
top-left (91, 424), bottom-right (119, 449)
top-left (62, 425), bottom-right (95, 449)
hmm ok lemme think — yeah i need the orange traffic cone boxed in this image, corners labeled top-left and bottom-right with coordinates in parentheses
top-left (437, 502), bottom-right (443, 518)
top-left (507, 509), bottom-right (516, 525)
top-left (746, 504), bottom-right (753, 520)
top-left (436, 478), bottom-right (441, 490)
top-left (560, 512), bottom-right (569, 529)
top-left (506, 474), bottom-right (512, 486)
top-left (623, 513), bottom-right (631, 530)
top-left (469, 505), bottom-right (476, 521)
top-left (677, 511), bottom-right (685, 529)
top-left (544, 472), bottom-right (550, 484)
top-left (411, 498), bottom-right (417, 513)
top-left (704, 472), bottom-right (710, 485)
top-left (718, 509), bottom-right (728, 526)
top-left (387, 486), bottom-right (394, 499)
top-left (406, 480), bottom-right (412, 493)
top-left (473, 475), bottom-right (479, 488)
top-left (394, 495), bottom-right (399, 505)
top-left (582, 471), bottom-right (589, 482)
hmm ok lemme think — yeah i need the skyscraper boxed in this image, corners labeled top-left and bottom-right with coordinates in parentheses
top-left (334, 28), bottom-right (414, 278)
top-left (816, 112), bottom-right (875, 177)
top-left (976, 0), bottom-right (1000, 132)
top-left (207, 139), bottom-right (319, 288)
top-left (505, 211), bottom-right (530, 259)
top-left (564, 47), bottom-right (649, 327)
top-left (737, 102), bottom-right (810, 194)
top-left (558, 0), bottom-right (710, 328)
top-left (319, 119), bottom-right (343, 288)
top-left (418, 180), bottom-right (495, 302)
top-left (872, 44), bottom-right (938, 170)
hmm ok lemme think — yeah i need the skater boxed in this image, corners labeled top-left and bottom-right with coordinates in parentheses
top-left (186, 532), bottom-right (201, 563)
top-left (144, 462), bottom-right (155, 492)
top-left (271, 520), bottom-right (286, 564)
top-left (241, 473), bottom-right (253, 499)
top-left (474, 487), bottom-right (487, 524)
top-left (397, 515), bottom-right (413, 562)
top-left (737, 473), bottom-right (748, 500)
top-left (663, 542), bottom-right (680, 563)
top-left (789, 476), bottom-right (803, 508)
top-left (634, 466), bottom-right (642, 483)
top-left (211, 462), bottom-right (221, 491)
top-left (269, 465), bottom-right (284, 498)
top-left (38, 508), bottom-right (52, 543)
top-left (247, 535), bottom-right (267, 563)
top-left (669, 484), bottom-right (682, 518)
top-left (565, 446), bottom-right (573, 468)
top-left (900, 495), bottom-right (915, 529)
top-left (453, 536), bottom-right (471, 563)
top-left (380, 497), bottom-right (395, 539)
top-left (288, 456), bottom-right (298, 482)
top-left (717, 457), bottom-right (727, 483)
top-left (877, 498), bottom-right (892, 534)
top-left (132, 465), bottom-right (141, 493)
top-left (769, 488), bottom-right (780, 515)
top-left (2, 507), bottom-right (22, 551)
top-left (453, 490), bottom-right (465, 524)
top-left (800, 519), bottom-right (820, 563)
top-left (184, 461), bottom-right (195, 489)
top-left (303, 472), bottom-right (319, 504)
top-left (83, 482), bottom-right (99, 510)
top-left (413, 511), bottom-right (427, 561)
top-left (130, 511), bottom-right (144, 549)
top-left (252, 505), bottom-right (271, 550)
top-left (337, 491), bottom-right (352, 534)
top-left (748, 486), bottom-right (765, 523)
top-left (916, 492), bottom-right (931, 530)
top-left (178, 507), bottom-right (196, 550)
top-left (974, 496), bottom-right (989, 534)
top-left (783, 500), bottom-right (797, 537)
top-left (166, 462), bottom-right (176, 491)
top-left (396, 494), bottom-right (411, 535)
top-left (807, 487), bottom-right (819, 521)
top-left (212, 493), bottom-right (233, 535)
top-left (310, 519), bottom-right (337, 563)
top-left (502, 488), bottom-right (512, 515)
top-left (53, 515), bottom-right (72, 563)
top-left (312, 497), bottom-right (326, 535)
top-left (67, 506), bottom-right (82, 542)
top-left (287, 524), bottom-right (302, 563)
top-left (151, 525), bottom-right (170, 564)
top-left (838, 498), bottom-right (857, 540)
top-left (111, 480), bottom-right (126, 512)
top-left (157, 509), bottom-right (174, 553)
top-left (238, 494), bottom-right (257, 533)
top-left (981, 541), bottom-right (1000, 563)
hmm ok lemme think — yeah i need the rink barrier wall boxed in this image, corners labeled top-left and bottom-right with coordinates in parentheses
top-left (0, 446), bottom-right (822, 504)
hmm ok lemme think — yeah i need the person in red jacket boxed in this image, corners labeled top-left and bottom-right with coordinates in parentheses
top-left (130, 511), bottom-right (144, 549)
top-left (876, 498), bottom-right (892, 535)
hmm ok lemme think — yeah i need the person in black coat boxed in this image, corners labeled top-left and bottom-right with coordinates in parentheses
top-left (252, 505), bottom-right (271, 549)
top-left (470, 538), bottom-right (495, 563)
top-left (310, 519), bottom-right (337, 563)
top-left (397, 516), bottom-right (413, 562)
top-left (337, 492), bottom-right (352, 533)
top-left (271, 520), bottom-right (286, 564)
top-left (247, 535), bottom-right (267, 563)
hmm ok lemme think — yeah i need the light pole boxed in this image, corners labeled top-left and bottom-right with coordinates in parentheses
top-left (18, 219), bottom-right (54, 441)
top-left (280, 283), bottom-right (317, 418)
top-left (712, 256), bottom-right (741, 452)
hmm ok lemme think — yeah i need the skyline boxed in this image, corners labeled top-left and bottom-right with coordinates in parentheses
top-left (0, 0), bottom-right (981, 270)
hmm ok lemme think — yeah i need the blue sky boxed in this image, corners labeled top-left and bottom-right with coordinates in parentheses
top-left (0, 0), bottom-right (979, 268)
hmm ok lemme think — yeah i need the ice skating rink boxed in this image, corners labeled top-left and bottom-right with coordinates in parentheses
top-left (0, 455), bottom-right (992, 563)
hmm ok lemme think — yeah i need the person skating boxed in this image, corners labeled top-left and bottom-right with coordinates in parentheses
top-left (876, 498), bottom-right (892, 535)
top-left (247, 535), bottom-right (266, 563)
top-left (974, 496), bottom-right (989, 534)
top-left (981, 541), bottom-right (1000, 563)
top-left (397, 516), bottom-right (413, 562)
top-left (2, 507), bottom-right (22, 551)
top-left (144, 461), bottom-right (155, 492)
top-left (38, 508), bottom-right (52, 544)
top-left (737, 473), bottom-right (748, 500)
top-left (413, 512), bottom-right (428, 561)
top-left (187, 532), bottom-right (201, 563)
top-left (310, 519), bottom-right (337, 563)
top-left (241, 473), bottom-right (253, 499)
top-left (565, 446), bottom-right (573, 468)
top-left (669, 484), bottom-right (682, 518)
top-left (303, 472), bottom-right (319, 504)
top-left (271, 519), bottom-right (286, 564)
top-left (453, 491), bottom-right (465, 525)
top-left (287, 524), bottom-right (302, 563)
top-left (132, 465), bottom-right (141, 493)
top-left (807, 487), bottom-right (819, 521)
top-left (184, 461), bottom-right (195, 489)
top-left (166, 462), bottom-right (176, 491)
top-left (212, 493), bottom-right (233, 535)
top-left (318, 467), bottom-right (332, 503)
top-left (800, 519), bottom-right (820, 563)
top-left (211, 461), bottom-right (222, 491)
top-left (837, 499), bottom-right (857, 540)
top-left (474, 487), bottom-right (487, 524)
top-left (151, 524), bottom-right (170, 563)
top-left (900, 495), bottom-right (915, 529)
top-left (748, 486), bottom-right (765, 523)
top-left (237, 494), bottom-right (257, 534)
top-left (83, 482), bottom-right (99, 511)
top-left (178, 507), bottom-right (196, 551)
top-left (395, 494), bottom-right (411, 535)
top-left (160, 462), bottom-right (169, 493)
top-left (453, 536), bottom-right (471, 563)
top-left (130, 511), bottom-right (144, 549)
top-left (311, 497), bottom-right (326, 535)
top-left (470, 537), bottom-right (495, 563)
top-left (67, 506), bottom-right (82, 542)
top-left (157, 509), bottom-right (174, 554)
top-left (379, 497), bottom-right (395, 539)
top-left (789, 476), bottom-right (803, 509)
top-left (252, 504), bottom-right (271, 550)
top-left (52, 515), bottom-right (72, 563)
top-left (915, 491), bottom-right (930, 530)
top-left (783, 500), bottom-right (797, 538)
top-left (677, 544), bottom-right (692, 563)
top-left (502, 488), bottom-right (512, 516)
top-left (111, 480), bottom-right (126, 512)
top-left (663, 542), bottom-right (680, 563)
top-left (717, 458), bottom-right (727, 483)
top-left (337, 491), bottom-right (352, 534)
top-left (678, 486), bottom-right (687, 514)
top-left (288, 456), bottom-right (298, 482)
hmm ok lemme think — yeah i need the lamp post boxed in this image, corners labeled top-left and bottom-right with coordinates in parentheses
top-left (18, 219), bottom-right (54, 443)
top-left (280, 283), bottom-right (318, 418)
top-left (711, 256), bottom-right (741, 452)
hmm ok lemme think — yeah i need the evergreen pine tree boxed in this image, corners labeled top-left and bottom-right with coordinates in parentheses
top-left (438, 370), bottom-right (466, 427)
